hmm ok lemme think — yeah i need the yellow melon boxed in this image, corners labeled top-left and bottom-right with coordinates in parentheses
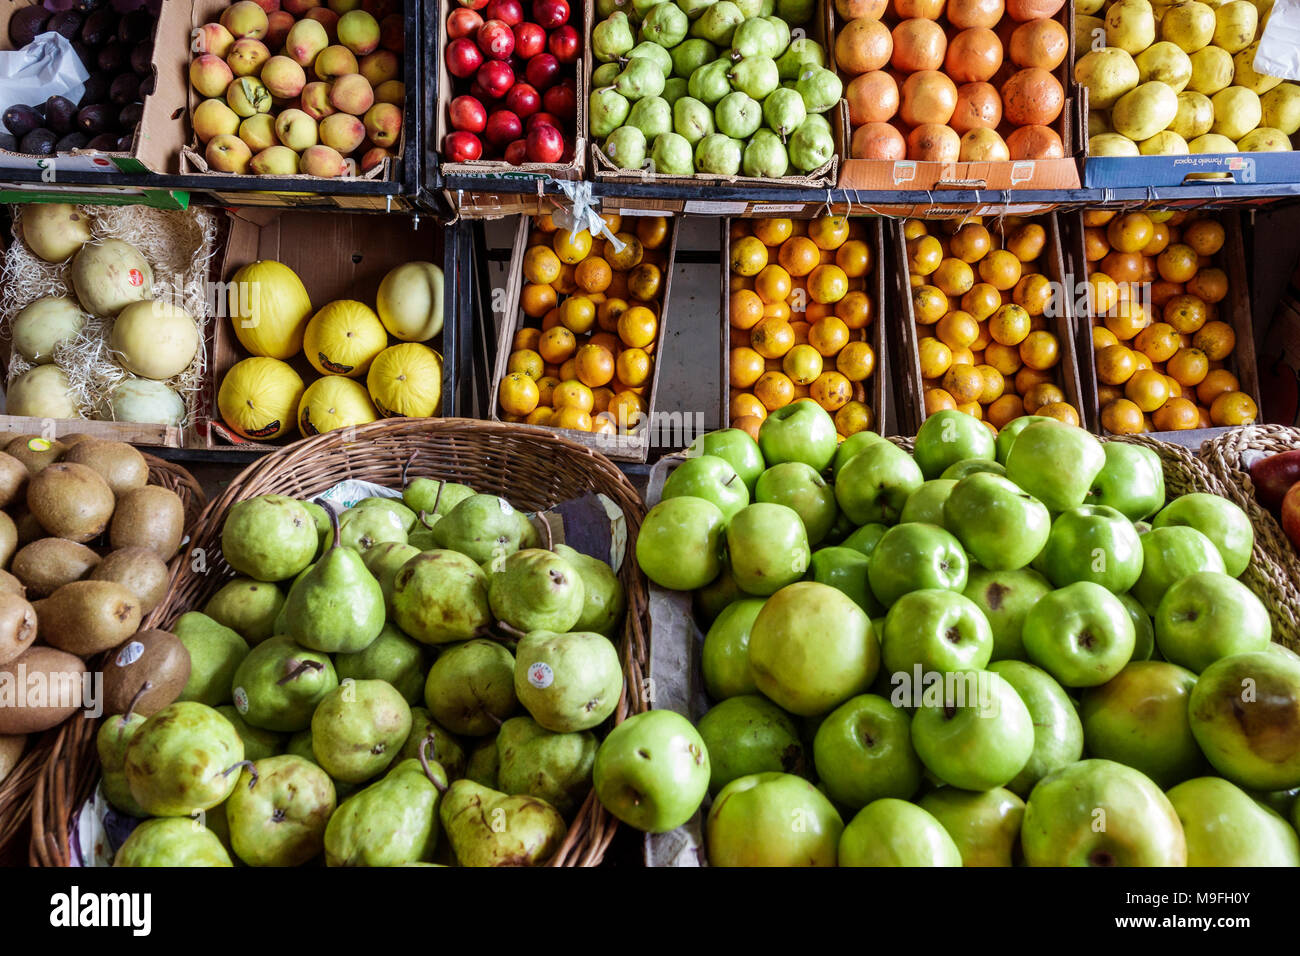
top-left (298, 376), bottom-right (378, 437)
top-left (218, 357), bottom-right (305, 440)
top-left (367, 343), bottom-right (442, 418)
top-left (302, 300), bottom-right (388, 378)
top-left (229, 260), bottom-right (313, 359)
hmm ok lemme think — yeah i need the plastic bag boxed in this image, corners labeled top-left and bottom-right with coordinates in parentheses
top-left (0, 32), bottom-right (89, 114)
top-left (1255, 0), bottom-right (1300, 82)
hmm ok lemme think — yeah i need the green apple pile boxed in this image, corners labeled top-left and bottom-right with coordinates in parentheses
top-left (590, 0), bottom-right (841, 177)
top-left (102, 479), bottom-right (629, 868)
top-left (623, 404), bottom-right (1300, 866)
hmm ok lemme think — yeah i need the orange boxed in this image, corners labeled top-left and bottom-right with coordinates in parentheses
top-left (962, 283), bottom-right (1002, 320)
top-left (937, 310), bottom-right (980, 349)
top-left (949, 344), bottom-right (976, 367)
top-left (1023, 381), bottom-right (1064, 414)
top-left (1167, 347), bottom-right (1208, 387)
top-left (521, 283), bottom-right (558, 318)
top-left (1103, 302), bottom-right (1149, 341)
top-left (499, 372), bottom-right (540, 416)
top-left (730, 236), bottom-right (769, 277)
top-left (1152, 397), bottom-right (1199, 431)
top-left (811, 371), bottom-right (852, 411)
top-left (1162, 294), bottom-right (1207, 334)
top-left (524, 245), bottom-right (563, 285)
top-left (924, 387), bottom-right (958, 415)
top-left (753, 218), bottom-right (793, 246)
top-left (730, 347), bottom-right (765, 388)
top-left (1195, 368), bottom-right (1239, 406)
top-left (559, 296), bottom-right (596, 334)
top-left (1015, 367), bottom-right (1054, 396)
top-left (1106, 212), bottom-right (1154, 254)
top-left (989, 304), bottom-right (1032, 346)
top-left (950, 223), bottom-right (992, 262)
top-left (552, 406), bottom-right (593, 432)
top-left (836, 240), bottom-right (873, 277)
top-left (970, 320), bottom-right (991, 350)
top-left (779, 237), bottom-right (821, 277)
top-left (1192, 320), bottom-right (1235, 360)
top-left (808, 216), bottom-right (850, 250)
top-left (908, 235), bottom-right (945, 275)
top-left (1184, 219), bottom-right (1225, 256)
top-left (837, 341), bottom-right (876, 381)
top-left (1163, 376), bottom-right (1182, 400)
top-left (1157, 244), bottom-right (1198, 283)
top-left (783, 343), bottom-right (824, 385)
top-left (575, 257), bottom-right (612, 294)
top-left (513, 328), bottom-right (542, 353)
top-left (1037, 402), bottom-right (1080, 426)
top-left (1013, 273), bottom-right (1053, 316)
top-left (1101, 251), bottom-right (1144, 284)
top-left (535, 376), bottom-right (559, 406)
top-left (919, 337), bottom-right (954, 379)
top-left (552, 263), bottom-right (579, 294)
top-left (943, 363), bottom-right (984, 404)
top-left (1093, 326), bottom-right (1119, 350)
top-left (1005, 223), bottom-right (1046, 262)
top-left (574, 344), bottom-right (615, 388)
top-left (1096, 344), bottom-right (1137, 385)
top-left (1186, 268), bottom-right (1228, 304)
top-left (955, 401), bottom-right (984, 420)
top-left (591, 386), bottom-right (615, 415)
top-left (789, 320), bottom-right (811, 345)
top-left (754, 371), bottom-right (795, 411)
top-left (836, 291), bottom-right (875, 329)
top-left (1124, 368), bottom-right (1170, 412)
top-left (764, 300), bottom-right (792, 322)
top-left (552, 229), bottom-right (593, 264)
top-left (1088, 272), bottom-right (1120, 315)
top-left (730, 289), bottom-right (765, 330)
top-left (558, 357), bottom-right (578, 382)
top-left (636, 217), bottom-right (669, 250)
top-left (526, 406), bottom-right (555, 427)
top-left (730, 392), bottom-right (767, 423)
top-left (1141, 221), bottom-right (1171, 257)
top-left (1082, 209), bottom-right (1117, 228)
top-left (1097, 384), bottom-right (1123, 407)
top-left (975, 364), bottom-right (1005, 404)
top-left (978, 250), bottom-right (1022, 291)
top-left (933, 258), bottom-right (976, 298)
top-left (1019, 330), bottom-right (1059, 370)
top-left (598, 297), bottom-right (628, 333)
top-left (617, 306), bottom-right (658, 349)
top-left (1101, 398), bottom-right (1144, 434)
top-left (809, 264), bottom-right (850, 304)
top-left (903, 219), bottom-right (928, 240)
top-left (588, 412), bottom-right (617, 436)
top-left (1131, 351), bottom-right (1153, 372)
top-left (1134, 322), bottom-right (1179, 363)
top-left (985, 341), bottom-right (1022, 376)
top-left (809, 316), bottom-right (851, 356)
top-left (538, 326), bottom-right (577, 364)
top-left (986, 393), bottom-right (1023, 428)
top-left (913, 285), bottom-right (950, 324)
top-left (552, 380), bottom-right (594, 413)
top-left (605, 233), bottom-right (644, 272)
top-left (751, 317), bottom-right (796, 358)
top-left (1210, 391), bottom-right (1258, 426)
top-left (615, 347), bottom-right (651, 388)
top-left (755, 265), bottom-right (792, 304)
top-left (835, 401), bottom-right (874, 436)
top-left (1083, 227), bottom-right (1110, 262)
top-left (628, 263), bottom-right (662, 301)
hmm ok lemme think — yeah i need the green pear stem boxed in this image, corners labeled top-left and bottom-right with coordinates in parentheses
top-left (123, 680), bottom-right (153, 722)
top-left (277, 659), bottom-right (324, 686)
top-left (541, 514), bottom-right (554, 552)
top-left (432, 480), bottom-right (445, 515)
top-left (418, 736), bottom-right (448, 793)
top-left (327, 505), bottom-right (342, 552)
top-left (481, 710), bottom-right (503, 729)
top-left (401, 450), bottom-right (419, 489)
top-left (223, 760), bottom-right (258, 789)
top-left (417, 510), bottom-right (437, 531)
top-left (495, 621), bottom-right (528, 641)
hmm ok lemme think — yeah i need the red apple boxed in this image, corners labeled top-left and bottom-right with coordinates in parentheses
top-left (526, 122), bottom-right (564, 163)
top-left (477, 19), bottom-right (514, 59)
top-left (547, 24), bottom-right (579, 63)
top-left (526, 110), bottom-right (561, 131)
top-left (513, 21), bottom-right (546, 59)
top-left (524, 52), bottom-right (559, 89)
top-left (446, 37), bottom-right (484, 78)
top-left (505, 82), bottom-right (541, 118)
top-left (542, 80), bottom-right (575, 120)
top-left (379, 14), bottom-right (404, 51)
top-left (1251, 450), bottom-right (1300, 511)
top-left (477, 59), bottom-right (515, 98)
top-left (504, 138), bottom-right (528, 164)
top-left (446, 8), bottom-right (483, 40)
top-left (454, 0), bottom-right (490, 9)
top-left (532, 0), bottom-right (569, 29)
top-left (449, 95), bottom-right (488, 132)
top-left (484, 0), bottom-right (523, 26)
top-left (485, 109), bottom-right (523, 148)
top-left (444, 130), bottom-right (482, 161)
top-left (1282, 482), bottom-right (1300, 550)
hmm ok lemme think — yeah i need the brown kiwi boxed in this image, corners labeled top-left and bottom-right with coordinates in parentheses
top-left (0, 733), bottom-right (25, 785)
top-left (4, 435), bottom-right (65, 475)
top-left (26, 462), bottom-right (115, 543)
top-left (63, 440), bottom-right (148, 497)
top-left (101, 629), bottom-right (191, 716)
top-left (38, 580), bottom-right (142, 657)
top-left (0, 592), bottom-right (36, 666)
top-left (11, 508), bottom-right (44, 547)
top-left (0, 646), bottom-right (87, 734)
top-left (110, 485), bottom-right (184, 559)
top-left (11, 538), bottom-right (100, 597)
top-left (0, 511), bottom-right (14, 568)
top-left (0, 570), bottom-right (25, 597)
top-left (89, 547), bottom-right (170, 614)
top-left (0, 452), bottom-right (27, 508)
top-left (57, 433), bottom-right (96, 447)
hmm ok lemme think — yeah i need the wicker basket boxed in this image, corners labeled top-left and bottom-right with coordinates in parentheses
top-left (33, 419), bottom-right (650, 868)
top-left (0, 455), bottom-right (205, 866)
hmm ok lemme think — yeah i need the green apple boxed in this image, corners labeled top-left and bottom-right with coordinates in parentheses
top-left (840, 522), bottom-right (887, 557)
top-left (1004, 422), bottom-right (1106, 512)
top-left (867, 523), bottom-right (968, 608)
top-left (755, 462), bottom-right (838, 545)
top-left (706, 771), bottom-right (843, 866)
top-left (701, 598), bottom-right (765, 700)
top-left (1130, 525), bottom-right (1225, 614)
top-left (1035, 504), bottom-right (1143, 593)
top-left (899, 478), bottom-right (957, 527)
top-left (944, 473), bottom-right (1050, 571)
top-left (1086, 441), bottom-right (1165, 521)
top-left (1189, 651), bottom-right (1300, 791)
top-left (821, 509), bottom-right (855, 546)
top-left (1168, 777), bottom-right (1300, 866)
top-left (910, 670), bottom-right (1034, 791)
top-left (697, 695), bottom-right (805, 794)
top-left (964, 568), bottom-right (1052, 662)
top-left (809, 546), bottom-right (880, 615)
top-left (637, 496), bottom-right (724, 590)
top-left (1155, 571), bottom-right (1271, 672)
top-left (693, 557), bottom-right (744, 626)
top-left (941, 458), bottom-right (1006, 480)
top-left (838, 798), bottom-right (961, 867)
top-left (994, 414), bottom-right (1055, 464)
top-left (834, 440), bottom-right (924, 525)
top-left (662, 454), bottom-right (749, 522)
top-left (592, 710), bottom-right (710, 833)
top-left (913, 409), bottom-right (996, 480)
top-left (747, 581), bottom-right (878, 716)
top-left (1118, 591), bottom-right (1155, 661)
top-left (812, 694), bottom-right (921, 809)
top-left (832, 430), bottom-right (885, 480)
top-left (686, 427), bottom-right (765, 494)
top-left (918, 786), bottom-right (1025, 867)
top-left (1151, 492), bottom-right (1253, 577)
top-left (1021, 582), bottom-right (1136, 687)
top-left (1080, 661), bottom-right (1204, 788)
top-left (880, 589), bottom-right (992, 677)
top-left (987, 659), bottom-right (1084, 796)
top-left (725, 502), bottom-right (810, 596)
top-left (757, 400), bottom-right (837, 472)
top-left (1021, 759), bottom-right (1187, 866)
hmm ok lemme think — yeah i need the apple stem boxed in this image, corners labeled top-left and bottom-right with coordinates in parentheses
top-left (277, 659), bottom-right (324, 686)
top-left (418, 736), bottom-right (449, 793)
top-left (123, 680), bottom-right (153, 722)
top-left (724, 475), bottom-right (737, 487)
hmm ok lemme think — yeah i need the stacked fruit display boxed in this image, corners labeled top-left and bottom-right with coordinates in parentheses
top-left (5, 205), bottom-right (198, 427)
top-left (497, 214), bottom-right (669, 436)
top-left (189, 0), bottom-right (405, 177)
top-left (906, 215), bottom-right (1080, 429)
top-left (442, 0), bottom-right (580, 166)
top-left (2, 3), bottom-right (157, 156)
top-left (1083, 208), bottom-right (1256, 433)
top-left (590, 0), bottom-right (839, 178)
top-left (727, 216), bottom-right (878, 438)
top-left (1077, 0), bottom-right (1298, 155)
top-left (836, 0), bottom-right (1068, 163)
top-left (619, 409), bottom-right (1300, 866)
top-left (217, 258), bottom-right (445, 441)
top-left (98, 483), bottom-right (628, 867)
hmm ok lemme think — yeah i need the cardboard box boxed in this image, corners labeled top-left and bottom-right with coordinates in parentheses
top-left (720, 215), bottom-right (897, 436)
top-left (835, 1), bottom-right (1081, 191)
top-left (0, 0), bottom-right (186, 174)
top-left (487, 214), bottom-right (679, 462)
top-left (890, 212), bottom-right (1086, 436)
top-left (210, 207), bottom-right (447, 451)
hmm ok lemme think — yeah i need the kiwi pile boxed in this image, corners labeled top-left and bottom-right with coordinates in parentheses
top-left (0, 433), bottom-right (192, 773)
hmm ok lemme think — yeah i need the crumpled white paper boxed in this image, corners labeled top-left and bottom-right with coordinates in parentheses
top-left (1255, 0), bottom-right (1300, 82)
top-left (0, 32), bottom-right (89, 116)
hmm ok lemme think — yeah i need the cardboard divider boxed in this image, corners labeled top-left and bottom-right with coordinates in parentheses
top-left (720, 215), bottom-right (896, 436)
top-left (487, 213), bottom-right (679, 462)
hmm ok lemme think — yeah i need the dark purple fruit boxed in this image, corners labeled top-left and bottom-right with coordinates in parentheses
top-left (0, 133), bottom-right (17, 153)
top-left (118, 102), bottom-right (144, 128)
top-left (116, 133), bottom-right (134, 150)
top-left (130, 42), bottom-right (153, 75)
top-left (96, 42), bottom-right (126, 74)
top-left (56, 131), bottom-right (89, 152)
top-left (3, 105), bottom-right (41, 139)
top-left (78, 74), bottom-right (110, 107)
top-left (48, 11), bottom-right (84, 39)
top-left (76, 104), bottom-right (110, 136)
top-left (43, 96), bottom-right (77, 136)
top-left (118, 10), bottom-right (155, 44)
top-left (85, 133), bottom-right (118, 151)
top-left (20, 128), bottom-right (57, 157)
top-left (109, 74), bottom-right (140, 105)
top-left (9, 6), bottom-right (50, 48)
top-left (80, 7), bottom-right (115, 46)
top-left (71, 40), bottom-right (94, 68)
top-left (137, 74), bottom-right (155, 97)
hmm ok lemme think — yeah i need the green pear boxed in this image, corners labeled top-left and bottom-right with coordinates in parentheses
top-left (514, 630), bottom-right (622, 733)
top-left (554, 544), bottom-right (625, 636)
top-left (628, 95), bottom-right (673, 139)
top-left (391, 550), bottom-right (492, 645)
top-left (1169, 776), bottom-right (1300, 865)
top-left (217, 704), bottom-right (284, 760)
top-left (698, 694), bottom-right (806, 794)
top-left (175, 611), bottom-right (250, 707)
top-left (286, 729), bottom-right (316, 764)
top-left (788, 113), bottom-right (835, 170)
top-left (688, 58), bottom-right (732, 104)
top-left (335, 623), bottom-right (426, 704)
top-left (629, 40), bottom-right (673, 76)
top-left (466, 736), bottom-right (500, 787)
top-left (203, 577), bottom-right (285, 646)
top-left (662, 76), bottom-right (689, 104)
top-left (775, 37), bottom-right (826, 80)
top-left (760, 15), bottom-right (790, 56)
top-left (403, 477), bottom-right (474, 517)
top-left (604, 125), bottom-right (647, 168)
top-left (221, 495), bottom-right (319, 583)
top-left (671, 37), bottom-right (717, 77)
top-left (729, 55), bottom-right (779, 100)
top-left (591, 88), bottom-right (632, 137)
top-left (743, 128), bottom-right (789, 176)
top-left (594, 710), bottom-right (710, 832)
top-left (839, 798), bottom-right (962, 867)
top-left (231, 635), bottom-right (339, 732)
top-left (794, 64), bottom-right (842, 113)
top-left (114, 818), bottom-right (232, 867)
top-left (775, 0), bottom-right (814, 22)
top-left (919, 787), bottom-right (1025, 867)
top-left (708, 772), bottom-right (841, 865)
top-left (97, 711), bottom-right (148, 817)
top-left (762, 87), bottom-right (805, 140)
top-left (730, 16), bottom-right (777, 59)
top-left (673, 95), bottom-right (715, 143)
top-left (642, 0), bottom-right (688, 46)
top-left (338, 504), bottom-right (407, 553)
top-left (124, 702), bottom-right (245, 816)
top-left (592, 61), bottom-right (622, 87)
top-left (593, 11), bottom-right (636, 61)
top-left (701, 597), bottom-right (763, 699)
top-left (282, 509), bottom-right (386, 654)
top-left (353, 495), bottom-right (417, 530)
top-left (651, 131), bottom-right (695, 173)
top-left (496, 715), bottom-right (597, 816)
top-left (677, 0), bottom-right (716, 17)
top-left (488, 549), bottom-right (586, 634)
top-left (439, 779), bottom-right (567, 866)
top-left (716, 90), bottom-right (761, 138)
top-left (614, 56), bottom-right (667, 100)
top-left (432, 494), bottom-right (525, 564)
top-left (303, 500), bottom-right (331, 558)
top-left (398, 706), bottom-right (466, 778)
top-left (424, 639), bottom-right (518, 735)
top-left (312, 679), bottom-right (412, 784)
top-left (324, 756), bottom-right (448, 866)
top-left (690, 0), bottom-right (743, 44)
top-left (225, 754), bottom-right (336, 866)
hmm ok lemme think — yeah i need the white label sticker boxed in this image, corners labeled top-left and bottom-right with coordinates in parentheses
top-left (233, 686), bottom-right (249, 714)
top-left (684, 200), bottom-right (749, 215)
top-left (116, 641), bottom-right (144, 668)
top-left (527, 662), bottom-right (554, 689)
top-left (750, 204), bottom-right (806, 214)
top-left (498, 498), bottom-right (514, 515)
